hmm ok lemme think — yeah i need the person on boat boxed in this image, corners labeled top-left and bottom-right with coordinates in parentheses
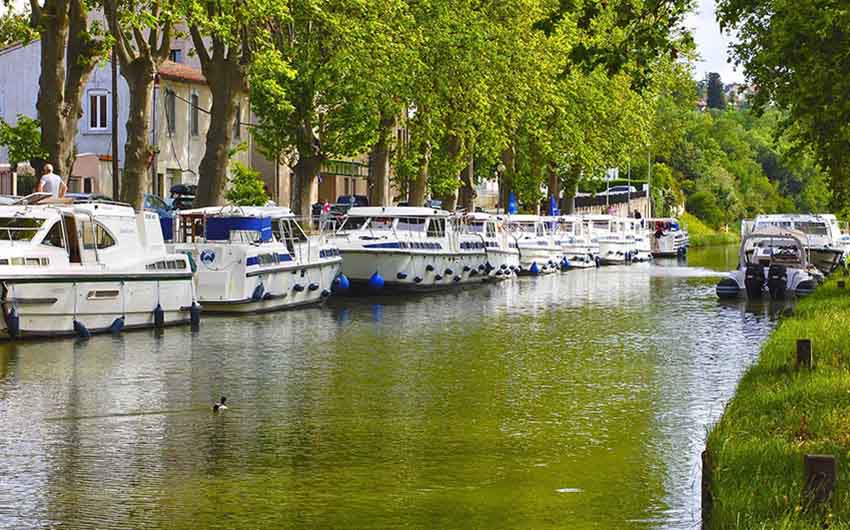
top-left (37, 164), bottom-right (67, 198)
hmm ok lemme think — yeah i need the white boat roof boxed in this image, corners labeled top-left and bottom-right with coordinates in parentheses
top-left (463, 212), bottom-right (498, 221)
top-left (346, 206), bottom-right (448, 218)
top-left (581, 214), bottom-right (615, 221)
top-left (504, 214), bottom-right (542, 222)
top-left (0, 202), bottom-right (137, 219)
top-left (179, 205), bottom-right (294, 218)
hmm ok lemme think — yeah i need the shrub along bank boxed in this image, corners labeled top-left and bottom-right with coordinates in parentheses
top-left (682, 212), bottom-right (739, 248)
top-left (704, 278), bottom-right (850, 529)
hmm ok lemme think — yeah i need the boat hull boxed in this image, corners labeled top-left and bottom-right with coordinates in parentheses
top-left (339, 249), bottom-right (490, 292)
top-left (197, 260), bottom-right (341, 313)
top-left (0, 273), bottom-right (195, 338)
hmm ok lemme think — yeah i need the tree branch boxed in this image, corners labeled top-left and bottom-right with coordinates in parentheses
top-left (189, 24), bottom-right (211, 69)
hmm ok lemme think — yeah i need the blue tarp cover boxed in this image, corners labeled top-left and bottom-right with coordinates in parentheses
top-left (205, 216), bottom-right (273, 241)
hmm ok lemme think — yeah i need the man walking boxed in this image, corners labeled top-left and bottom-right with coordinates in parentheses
top-left (36, 164), bottom-right (67, 198)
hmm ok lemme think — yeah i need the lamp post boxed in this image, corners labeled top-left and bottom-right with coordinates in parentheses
top-left (496, 162), bottom-right (506, 213)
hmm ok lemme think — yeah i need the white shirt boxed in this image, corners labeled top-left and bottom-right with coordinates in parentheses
top-left (39, 173), bottom-right (63, 197)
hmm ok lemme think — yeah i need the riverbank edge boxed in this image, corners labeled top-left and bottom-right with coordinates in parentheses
top-left (703, 278), bottom-right (850, 529)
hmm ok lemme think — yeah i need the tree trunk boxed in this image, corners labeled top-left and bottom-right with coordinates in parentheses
top-left (547, 162), bottom-right (560, 207)
top-left (409, 140), bottom-right (431, 206)
top-left (499, 145), bottom-right (515, 212)
top-left (458, 156), bottom-right (476, 211)
top-left (368, 113), bottom-right (395, 207)
top-left (293, 154), bottom-right (321, 222)
top-left (34, 0), bottom-right (102, 177)
top-left (196, 74), bottom-right (240, 206)
top-left (119, 61), bottom-right (154, 208)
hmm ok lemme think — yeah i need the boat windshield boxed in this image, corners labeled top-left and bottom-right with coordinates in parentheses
top-left (338, 216), bottom-right (368, 231)
top-left (365, 217), bottom-right (395, 231)
top-left (467, 222), bottom-right (485, 233)
top-left (795, 221), bottom-right (829, 236)
top-left (396, 217), bottom-right (427, 232)
top-left (0, 217), bottom-right (46, 241)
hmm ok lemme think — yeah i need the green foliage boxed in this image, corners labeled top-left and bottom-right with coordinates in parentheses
top-left (225, 161), bottom-right (268, 206)
top-left (706, 278), bottom-right (850, 529)
top-left (717, 0), bottom-right (850, 212)
top-left (0, 8), bottom-right (36, 48)
top-left (686, 190), bottom-right (723, 228)
top-left (0, 115), bottom-right (47, 168)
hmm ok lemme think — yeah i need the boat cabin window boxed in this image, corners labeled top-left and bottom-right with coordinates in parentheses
top-left (368, 217), bottom-right (395, 231)
top-left (536, 224), bottom-right (545, 237)
top-left (80, 221), bottom-right (116, 250)
top-left (427, 218), bottom-right (446, 238)
top-left (397, 217), bottom-right (427, 232)
top-left (41, 221), bottom-right (65, 248)
top-left (593, 220), bottom-right (610, 231)
top-left (560, 221), bottom-right (574, 233)
top-left (467, 222), bottom-right (485, 233)
top-left (0, 217), bottom-right (45, 241)
top-left (486, 222), bottom-right (496, 238)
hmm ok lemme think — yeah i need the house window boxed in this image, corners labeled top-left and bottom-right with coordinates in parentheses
top-left (169, 49), bottom-right (183, 63)
top-left (190, 93), bottom-right (199, 136)
top-left (165, 90), bottom-right (176, 134)
top-left (233, 103), bottom-right (241, 139)
top-left (88, 91), bottom-right (108, 131)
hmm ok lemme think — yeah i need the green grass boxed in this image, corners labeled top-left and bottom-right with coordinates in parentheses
top-left (682, 212), bottom-right (740, 247)
top-left (705, 278), bottom-right (850, 529)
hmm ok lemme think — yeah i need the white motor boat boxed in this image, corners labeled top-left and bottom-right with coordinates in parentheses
top-left (716, 227), bottom-right (822, 299)
top-left (585, 215), bottom-right (638, 265)
top-left (457, 213), bottom-right (520, 279)
top-left (648, 218), bottom-right (689, 258)
top-left (0, 195), bottom-right (197, 338)
top-left (171, 206), bottom-right (342, 313)
top-left (504, 215), bottom-right (563, 275)
top-left (752, 214), bottom-right (843, 274)
top-left (553, 215), bottom-right (598, 269)
top-left (334, 206), bottom-right (489, 291)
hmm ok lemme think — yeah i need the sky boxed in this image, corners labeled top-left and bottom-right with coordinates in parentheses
top-left (3, 0), bottom-right (744, 84)
top-left (686, 0), bottom-right (745, 83)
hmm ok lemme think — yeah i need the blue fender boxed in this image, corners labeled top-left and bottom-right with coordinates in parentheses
top-left (368, 271), bottom-right (385, 291)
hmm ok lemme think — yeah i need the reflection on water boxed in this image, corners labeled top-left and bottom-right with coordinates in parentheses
top-left (0, 246), bottom-right (784, 530)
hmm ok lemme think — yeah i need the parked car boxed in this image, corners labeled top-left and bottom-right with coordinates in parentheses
top-left (397, 199), bottom-right (443, 209)
top-left (65, 192), bottom-right (113, 202)
top-left (168, 184), bottom-right (196, 210)
top-left (336, 195), bottom-right (369, 207)
top-left (601, 185), bottom-right (638, 195)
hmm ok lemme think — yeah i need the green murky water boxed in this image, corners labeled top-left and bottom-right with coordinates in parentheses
top-left (0, 246), bottom-right (782, 529)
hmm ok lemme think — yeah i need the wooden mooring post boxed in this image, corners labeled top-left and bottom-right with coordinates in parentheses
top-left (702, 449), bottom-right (712, 527)
top-left (804, 454), bottom-right (836, 504)
top-left (796, 339), bottom-right (813, 369)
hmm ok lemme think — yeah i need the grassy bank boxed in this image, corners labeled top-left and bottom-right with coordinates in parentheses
top-left (705, 278), bottom-right (850, 529)
top-left (682, 212), bottom-right (740, 247)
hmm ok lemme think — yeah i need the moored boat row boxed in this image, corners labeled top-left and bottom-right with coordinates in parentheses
top-left (0, 198), bottom-right (695, 339)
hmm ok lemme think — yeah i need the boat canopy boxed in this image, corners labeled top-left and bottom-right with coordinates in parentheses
top-left (740, 227), bottom-right (809, 267)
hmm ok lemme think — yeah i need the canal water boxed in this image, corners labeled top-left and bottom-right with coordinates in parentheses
top-left (0, 245), bottom-right (786, 529)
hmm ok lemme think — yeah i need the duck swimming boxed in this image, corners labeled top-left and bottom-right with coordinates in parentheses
top-left (212, 396), bottom-right (228, 412)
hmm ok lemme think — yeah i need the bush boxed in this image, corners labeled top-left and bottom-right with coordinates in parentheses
top-left (686, 190), bottom-right (724, 228)
top-left (225, 161), bottom-right (269, 206)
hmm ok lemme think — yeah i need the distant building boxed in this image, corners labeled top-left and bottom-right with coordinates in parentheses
top-left (0, 38), bottom-right (256, 200)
